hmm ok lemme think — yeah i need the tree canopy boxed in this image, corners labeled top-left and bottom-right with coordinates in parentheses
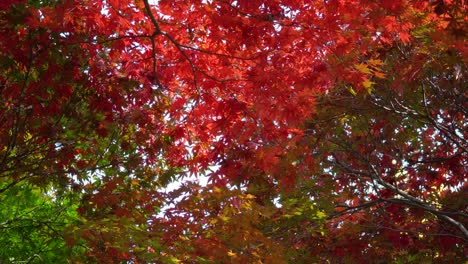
top-left (0, 0), bottom-right (466, 262)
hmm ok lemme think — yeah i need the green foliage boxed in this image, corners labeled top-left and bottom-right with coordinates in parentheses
top-left (0, 183), bottom-right (84, 263)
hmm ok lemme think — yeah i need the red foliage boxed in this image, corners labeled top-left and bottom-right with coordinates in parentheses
top-left (0, 0), bottom-right (466, 262)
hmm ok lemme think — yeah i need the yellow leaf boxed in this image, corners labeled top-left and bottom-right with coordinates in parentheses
top-left (252, 251), bottom-right (261, 258)
top-left (362, 79), bottom-right (375, 93)
top-left (131, 179), bottom-right (139, 186)
top-left (24, 132), bottom-right (33, 141)
top-left (374, 71), bottom-right (386, 78)
top-left (355, 63), bottom-right (372, 74)
top-left (227, 250), bottom-right (237, 257)
top-left (179, 235), bottom-right (189, 241)
top-left (219, 215), bottom-right (230, 222)
top-left (168, 257), bottom-right (181, 263)
top-left (348, 86), bottom-right (357, 96)
top-left (368, 59), bottom-right (384, 66)
top-left (315, 211), bottom-right (327, 219)
top-left (245, 194), bottom-right (256, 199)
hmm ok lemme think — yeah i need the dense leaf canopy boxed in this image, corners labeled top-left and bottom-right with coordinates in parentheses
top-left (0, 0), bottom-right (466, 262)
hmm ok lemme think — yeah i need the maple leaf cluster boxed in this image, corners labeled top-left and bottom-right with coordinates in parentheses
top-left (0, 0), bottom-right (466, 262)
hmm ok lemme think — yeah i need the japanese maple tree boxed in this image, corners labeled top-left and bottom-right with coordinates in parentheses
top-left (0, 0), bottom-right (466, 262)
